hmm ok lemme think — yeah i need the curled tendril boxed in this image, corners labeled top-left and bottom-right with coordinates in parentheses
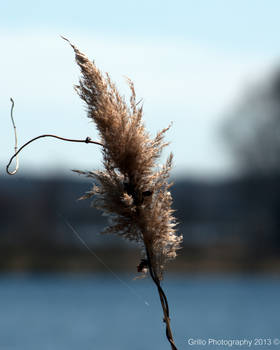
top-left (8, 98), bottom-right (19, 175)
top-left (6, 99), bottom-right (103, 175)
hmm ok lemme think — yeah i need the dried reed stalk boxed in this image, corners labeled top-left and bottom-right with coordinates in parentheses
top-left (63, 37), bottom-right (182, 349)
top-left (7, 37), bottom-right (183, 349)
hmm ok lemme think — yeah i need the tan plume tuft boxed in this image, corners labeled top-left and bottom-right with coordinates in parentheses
top-left (67, 39), bottom-right (182, 278)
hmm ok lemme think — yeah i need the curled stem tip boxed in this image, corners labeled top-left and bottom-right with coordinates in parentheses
top-left (7, 97), bottom-right (19, 175)
top-left (6, 99), bottom-right (103, 176)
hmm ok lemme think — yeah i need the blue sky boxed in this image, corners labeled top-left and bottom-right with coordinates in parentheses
top-left (1, 0), bottom-right (280, 178)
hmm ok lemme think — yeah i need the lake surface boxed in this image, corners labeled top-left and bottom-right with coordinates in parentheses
top-left (0, 274), bottom-right (279, 350)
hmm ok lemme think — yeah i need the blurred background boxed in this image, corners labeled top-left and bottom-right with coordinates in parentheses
top-left (1, 1), bottom-right (280, 349)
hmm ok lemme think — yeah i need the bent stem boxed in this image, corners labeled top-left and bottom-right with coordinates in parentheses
top-left (7, 134), bottom-right (103, 175)
top-left (6, 99), bottom-right (104, 176)
top-left (145, 246), bottom-right (178, 350)
top-left (8, 98), bottom-right (19, 175)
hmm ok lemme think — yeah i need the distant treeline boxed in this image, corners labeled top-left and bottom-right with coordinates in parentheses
top-left (1, 174), bottom-right (280, 273)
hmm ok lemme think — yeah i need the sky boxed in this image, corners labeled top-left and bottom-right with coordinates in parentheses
top-left (1, 0), bottom-right (280, 179)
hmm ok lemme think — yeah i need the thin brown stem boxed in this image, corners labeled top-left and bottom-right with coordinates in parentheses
top-left (6, 98), bottom-right (104, 175)
top-left (145, 246), bottom-right (178, 350)
top-left (8, 98), bottom-right (19, 175)
top-left (6, 134), bottom-right (103, 175)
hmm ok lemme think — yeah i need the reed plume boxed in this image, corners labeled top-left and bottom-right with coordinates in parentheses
top-left (63, 37), bottom-right (182, 349)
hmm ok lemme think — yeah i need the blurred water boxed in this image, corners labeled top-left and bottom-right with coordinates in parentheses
top-left (0, 274), bottom-right (279, 350)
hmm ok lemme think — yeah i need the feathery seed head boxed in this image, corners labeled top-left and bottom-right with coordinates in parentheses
top-left (68, 39), bottom-right (183, 278)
